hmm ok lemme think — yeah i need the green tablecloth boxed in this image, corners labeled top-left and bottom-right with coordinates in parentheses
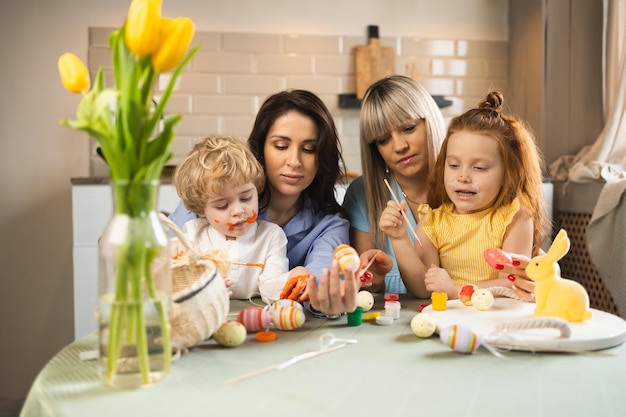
top-left (21, 296), bottom-right (626, 417)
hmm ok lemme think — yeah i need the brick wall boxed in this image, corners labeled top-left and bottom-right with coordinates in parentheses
top-left (88, 27), bottom-right (508, 176)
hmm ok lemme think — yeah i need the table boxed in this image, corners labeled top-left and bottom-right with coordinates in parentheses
top-left (21, 295), bottom-right (626, 417)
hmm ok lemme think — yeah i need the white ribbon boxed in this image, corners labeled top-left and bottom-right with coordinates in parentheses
top-left (224, 333), bottom-right (357, 385)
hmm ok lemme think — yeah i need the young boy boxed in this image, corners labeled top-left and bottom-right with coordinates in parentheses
top-left (173, 135), bottom-right (289, 303)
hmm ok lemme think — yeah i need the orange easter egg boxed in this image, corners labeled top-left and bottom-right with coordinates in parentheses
top-left (458, 284), bottom-right (478, 306)
top-left (334, 244), bottom-right (360, 273)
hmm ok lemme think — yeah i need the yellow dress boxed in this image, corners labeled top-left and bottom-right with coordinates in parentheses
top-left (422, 197), bottom-right (521, 285)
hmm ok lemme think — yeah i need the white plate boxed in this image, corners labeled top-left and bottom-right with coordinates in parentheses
top-left (422, 298), bottom-right (626, 351)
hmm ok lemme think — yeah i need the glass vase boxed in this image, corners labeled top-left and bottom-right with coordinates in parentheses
top-left (98, 179), bottom-right (172, 388)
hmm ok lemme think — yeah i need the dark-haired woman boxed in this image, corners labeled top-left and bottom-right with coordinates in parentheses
top-left (171, 89), bottom-right (366, 315)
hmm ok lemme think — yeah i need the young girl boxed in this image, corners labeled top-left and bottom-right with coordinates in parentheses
top-left (380, 91), bottom-right (548, 299)
top-left (173, 135), bottom-right (289, 304)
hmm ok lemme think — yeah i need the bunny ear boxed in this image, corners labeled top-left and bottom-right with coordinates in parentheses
top-left (544, 229), bottom-right (570, 263)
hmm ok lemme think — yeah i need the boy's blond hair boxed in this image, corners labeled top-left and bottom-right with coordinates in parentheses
top-left (174, 135), bottom-right (265, 215)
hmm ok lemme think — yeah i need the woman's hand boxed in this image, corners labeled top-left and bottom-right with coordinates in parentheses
top-left (358, 249), bottom-right (392, 291)
top-left (308, 260), bottom-right (358, 315)
top-left (379, 201), bottom-right (409, 240)
top-left (495, 253), bottom-right (536, 302)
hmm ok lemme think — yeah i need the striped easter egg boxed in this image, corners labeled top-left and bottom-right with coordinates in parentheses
top-left (272, 306), bottom-right (306, 331)
top-left (265, 299), bottom-right (304, 315)
top-left (439, 324), bottom-right (481, 354)
top-left (238, 307), bottom-right (272, 332)
top-left (333, 244), bottom-right (360, 273)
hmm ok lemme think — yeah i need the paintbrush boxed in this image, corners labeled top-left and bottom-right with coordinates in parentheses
top-left (383, 178), bottom-right (423, 249)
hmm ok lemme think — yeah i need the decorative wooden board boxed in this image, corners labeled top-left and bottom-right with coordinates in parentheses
top-left (354, 26), bottom-right (394, 99)
top-left (422, 298), bottom-right (626, 352)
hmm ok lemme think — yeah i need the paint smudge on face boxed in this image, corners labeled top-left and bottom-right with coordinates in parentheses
top-left (213, 219), bottom-right (220, 223)
top-left (246, 211), bottom-right (258, 224)
top-left (226, 211), bottom-right (258, 231)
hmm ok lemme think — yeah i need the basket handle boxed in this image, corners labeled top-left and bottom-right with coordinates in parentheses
top-left (158, 213), bottom-right (200, 264)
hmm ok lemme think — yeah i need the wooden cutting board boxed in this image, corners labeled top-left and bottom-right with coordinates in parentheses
top-left (355, 25), bottom-right (395, 99)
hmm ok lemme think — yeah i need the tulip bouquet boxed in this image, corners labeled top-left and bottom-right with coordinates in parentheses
top-left (58, 0), bottom-right (198, 387)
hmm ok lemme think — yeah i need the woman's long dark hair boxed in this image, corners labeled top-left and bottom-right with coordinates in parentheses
top-left (247, 90), bottom-right (346, 215)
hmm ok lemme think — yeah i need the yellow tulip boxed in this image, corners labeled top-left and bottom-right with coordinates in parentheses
top-left (151, 17), bottom-right (194, 73)
top-left (125, 0), bottom-right (163, 56)
top-left (58, 53), bottom-right (91, 94)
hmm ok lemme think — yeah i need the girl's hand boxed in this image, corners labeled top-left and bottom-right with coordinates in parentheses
top-left (308, 260), bottom-right (358, 316)
top-left (424, 265), bottom-right (458, 299)
top-left (379, 201), bottom-right (409, 240)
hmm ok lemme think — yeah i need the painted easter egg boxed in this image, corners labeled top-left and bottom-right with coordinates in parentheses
top-left (410, 313), bottom-right (437, 338)
top-left (458, 284), bottom-right (478, 306)
top-left (356, 290), bottom-right (375, 312)
top-left (334, 244), bottom-right (360, 273)
top-left (214, 321), bottom-right (247, 347)
top-left (272, 306), bottom-right (306, 331)
top-left (439, 324), bottom-right (481, 353)
top-left (266, 299), bottom-right (304, 315)
top-left (483, 248), bottom-right (513, 269)
top-left (471, 289), bottom-right (494, 311)
top-left (238, 307), bottom-right (272, 332)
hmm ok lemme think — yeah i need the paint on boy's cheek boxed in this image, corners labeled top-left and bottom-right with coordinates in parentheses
top-left (213, 219), bottom-right (220, 223)
top-left (246, 211), bottom-right (258, 224)
top-left (225, 211), bottom-right (257, 231)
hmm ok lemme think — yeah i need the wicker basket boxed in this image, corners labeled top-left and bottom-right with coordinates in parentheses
top-left (159, 214), bottom-right (231, 352)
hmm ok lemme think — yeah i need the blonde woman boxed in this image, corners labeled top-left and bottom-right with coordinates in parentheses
top-left (343, 75), bottom-right (446, 293)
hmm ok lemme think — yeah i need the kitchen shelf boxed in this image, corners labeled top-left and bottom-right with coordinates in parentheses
top-left (338, 93), bottom-right (453, 109)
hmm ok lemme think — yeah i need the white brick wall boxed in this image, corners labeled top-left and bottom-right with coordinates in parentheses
top-left (88, 27), bottom-right (508, 176)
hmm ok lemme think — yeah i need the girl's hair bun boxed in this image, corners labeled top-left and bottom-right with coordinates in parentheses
top-left (479, 91), bottom-right (504, 112)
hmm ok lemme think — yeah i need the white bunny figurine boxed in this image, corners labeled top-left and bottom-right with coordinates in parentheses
top-left (525, 229), bottom-right (592, 322)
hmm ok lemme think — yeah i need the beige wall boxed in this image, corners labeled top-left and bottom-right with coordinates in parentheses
top-left (88, 28), bottom-right (509, 177)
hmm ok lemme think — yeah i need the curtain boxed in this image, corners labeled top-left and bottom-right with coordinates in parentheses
top-left (562, 0), bottom-right (626, 315)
